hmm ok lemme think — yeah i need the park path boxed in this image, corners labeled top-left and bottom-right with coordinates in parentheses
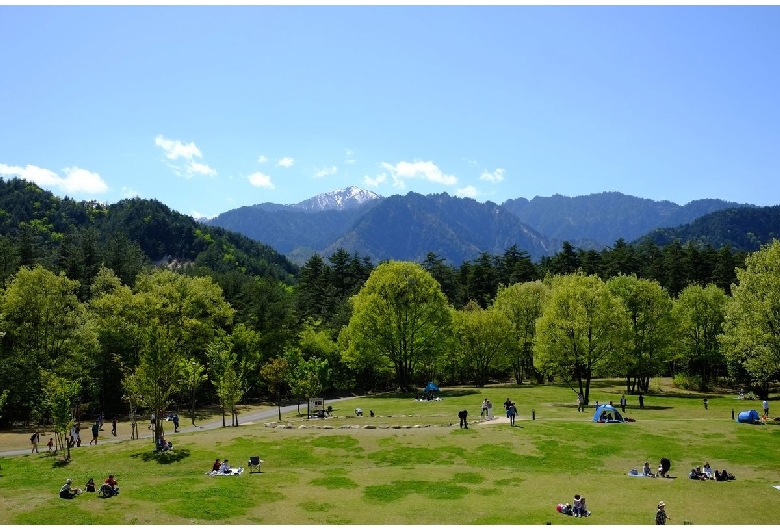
top-left (0, 395), bottom-right (359, 458)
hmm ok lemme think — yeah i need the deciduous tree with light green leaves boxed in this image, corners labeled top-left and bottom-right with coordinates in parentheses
top-left (341, 261), bottom-right (452, 390)
top-left (608, 275), bottom-right (675, 393)
top-left (43, 372), bottom-right (80, 461)
top-left (673, 283), bottom-right (727, 390)
top-left (720, 240), bottom-right (780, 398)
top-left (492, 281), bottom-right (551, 384)
top-left (207, 337), bottom-right (244, 427)
top-left (260, 357), bottom-right (290, 421)
top-left (180, 357), bottom-right (207, 426)
top-left (452, 301), bottom-right (515, 387)
top-left (534, 273), bottom-right (631, 405)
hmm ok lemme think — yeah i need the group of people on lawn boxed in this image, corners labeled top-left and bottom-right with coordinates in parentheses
top-left (59, 475), bottom-right (119, 499)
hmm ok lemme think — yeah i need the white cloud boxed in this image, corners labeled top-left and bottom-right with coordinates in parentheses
top-left (257, 155), bottom-right (268, 164)
top-left (0, 163), bottom-right (109, 194)
top-left (276, 157), bottom-right (295, 168)
top-left (380, 160), bottom-right (458, 188)
top-left (314, 166), bottom-right (338, 178)
top-left (247, 172), bottom-right (275, 189)
top-left (155, 135), bottom-right (202, 160)
top-left (455, 185), bottom-right (478, 198)
top-left (121, 186), bottom-right (139, 198)
top-left (364, 173), bottom-right (387, 188)
top-left (462, 157), bottom-right (479, 167)
top-left (480, 168), bottom-right (505, 183)
top-left (191, 210), bottom-right (216, 220)
top-left (345, 149), bottom-right (356, 164)
top-left (189, 161), bottom-right (217, 177)
top-left (154, 135), bottom-right (216, 178)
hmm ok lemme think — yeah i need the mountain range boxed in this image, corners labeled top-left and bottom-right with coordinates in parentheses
top-left (206, 187), bottom-right (761, 265)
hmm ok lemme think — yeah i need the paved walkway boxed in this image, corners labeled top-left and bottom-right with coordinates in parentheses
top-left (0, 396), bottom-right (359, 458)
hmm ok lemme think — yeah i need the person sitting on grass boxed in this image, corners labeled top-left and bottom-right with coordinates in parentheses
top-left (580, 496), bottom-right (591, 517)
top-left (104, 474), bottom-right (119, 495)
top-left (212, 459), bottom-right (221, 472)
top-left (85, 478), bottom-right (96, 493)
top-left (702, 462), bottom-right (713, 479)
top-left (643, 461), bottom-right (655, 477)
top-left (573, 494), bottom-right (584, 517)
top-left (220, 459), bottom-right (231, 474)
top-left (59, 479), bottom-right (80, 499)
top-left (658, 457), bottom-right (671, 478)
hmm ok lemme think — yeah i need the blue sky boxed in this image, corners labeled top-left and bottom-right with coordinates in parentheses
top-left (1, 6), bottom-right (779, 218)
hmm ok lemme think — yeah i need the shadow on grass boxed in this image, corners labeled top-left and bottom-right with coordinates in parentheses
top-left (130, 448), bottom-right (190, 464)
top-left (51, 458), bottom-right (71, 468)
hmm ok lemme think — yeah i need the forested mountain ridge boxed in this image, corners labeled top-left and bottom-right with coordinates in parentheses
top-left (501, 191), bottom-right (751, 246)
top-left (0, 177), bottom-right (298, 287)
top-left (642, 205), bottom-right (780, 251)
top-left (321, 192), bottom-right (553, 264)
top-left (209, 188), bottom-right (756, 266)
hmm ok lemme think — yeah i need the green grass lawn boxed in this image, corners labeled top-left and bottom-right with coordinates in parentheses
top-left (1, 379), bottom-right (778, 524)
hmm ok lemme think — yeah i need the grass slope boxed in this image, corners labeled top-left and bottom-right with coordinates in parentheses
top-left (1, 379), bottom-right (778, 525)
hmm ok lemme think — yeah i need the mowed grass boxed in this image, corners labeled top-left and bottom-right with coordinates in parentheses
top-left (1, 379), bottom-right (779, 525)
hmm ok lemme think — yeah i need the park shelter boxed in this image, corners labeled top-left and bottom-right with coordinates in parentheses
top-left (592, 404), bottom-right (624, 423)
top-left (736, 409), bottom-right (760, 423)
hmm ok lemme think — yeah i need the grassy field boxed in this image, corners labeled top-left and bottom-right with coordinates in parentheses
top-left (1, 379), bottom-right (778, 525)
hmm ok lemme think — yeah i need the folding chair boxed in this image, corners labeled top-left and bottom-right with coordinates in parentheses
top-left (247, 456), bottom-right (264, 473)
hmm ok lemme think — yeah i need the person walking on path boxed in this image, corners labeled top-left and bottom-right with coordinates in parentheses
top-left (30, 431), bottom-right (40, 453)
top-left (703, 398), bottom-right (708, 410)
top-left (508, 402), bottom-right (518, 426)
top-left (655, 501), bottom-right (670, 525)
top-left (639, 393), bottom-right (645, 409)
top-left (486, 400), bottom-right (493, 420)
top-left (47, 437), bottom-right (54, 452)
top-left (111, 417), bottom-right (117, 437)
top-left (149, 412), bottom-right (156, 430)
top-left (763, 400), bottom-right (769, 417)
top-left (620, 395), bottom-right (627, 413)
top-left (577, 392), bottom-right (584, 412)
top-left (481, 399), bottom-right (487, 420)
top-left (173, 413), bottom-right (180, 433)
top-left (90, 421), bottom-right (99, 445)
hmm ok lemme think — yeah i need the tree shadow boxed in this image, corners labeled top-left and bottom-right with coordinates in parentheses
top-left (51, 458), bottom-right (71, 468)
top-left (130, 448), bottom-right (190, 464)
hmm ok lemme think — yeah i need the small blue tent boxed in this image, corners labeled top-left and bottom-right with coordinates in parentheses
top-left (424, 382), bottom-right (440, 393)
top-left (593, 404), bottom-right (624, 423)
top-left (736, 409), bottom-right (760, 423)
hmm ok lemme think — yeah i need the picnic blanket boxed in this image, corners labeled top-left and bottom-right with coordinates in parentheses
top-left (206, 467), bottom-right (244, 476)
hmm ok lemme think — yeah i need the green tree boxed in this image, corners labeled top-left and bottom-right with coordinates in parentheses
top-left (720, 240), bottom-right (780, 398)
top-left (607, 275), bottom-right (675, 393)
top-left (341, 261), bottom-right (452, 390)
top-left (133, 323), bottom-right (183, 445)
top-left (534, 273), bottom-right (631, 404)
top-left (207, 337), bottom-right (244, 427)
top-left (493, 280), bottom-right (550, 384)
top-left (260, 357), bottom-right (290, 421)
top-left (180, 358), bottom-right (207, 426)
top-left (452, 301), bottom-right (515, 387)
top-left (673, 284), bottom-right (728, 389)
top-left (43, 372), bottom-right (80, 461)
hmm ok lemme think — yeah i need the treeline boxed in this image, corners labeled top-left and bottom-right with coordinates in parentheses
top-left (0, 177), bottom-right (769, 432)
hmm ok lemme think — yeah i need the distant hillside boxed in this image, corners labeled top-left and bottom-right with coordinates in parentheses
top-left (322, 192), bottom-right (553, 263)
top-left (0, 177), bottom-right (298, 285)
top-left (641, 205), bottom-right (780, 251)
top-left (502, 191), bottom-right (750, 247)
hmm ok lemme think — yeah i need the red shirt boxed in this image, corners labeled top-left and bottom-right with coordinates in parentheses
top-left (105, 477), bottom-right (117, 487)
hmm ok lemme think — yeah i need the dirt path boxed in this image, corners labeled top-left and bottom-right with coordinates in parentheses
top-left (0, 396), bottom-right (360, 458)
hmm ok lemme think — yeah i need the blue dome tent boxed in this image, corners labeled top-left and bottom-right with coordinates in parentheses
top-left (592, 404), bottom-right (625, 423)
top-left (424, 382), bottom-right (440, 393)
top-left (736, 409), bottom-right (760, 423)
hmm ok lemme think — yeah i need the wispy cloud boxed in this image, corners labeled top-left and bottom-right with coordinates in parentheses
top-left (462, 157), bottom-right (479, 167)
top-left (314, 166), bottom-right (337, 178)
top-left (121, 186), bottom-right (139, 198)
top-left (276, 157), bottom-right (295, 168)
top-left (364, 173), bottom-right (387, 188)
top-left (479, 168), bottom-right (505, 183)
top-left (257, 155), bottom-right (268, 164)
top-left (455, 185), bottom-right (478, 198)
top-left (154, 135), bottom-right (216, 178)
top-left (345, 148), bottom-right (356, 164)
top-left (0, 163), bottom-right (109, 194)
top-left (247, 172), bottom-right (275, 189)
top-left (380, 160), bottom-right (457, 188)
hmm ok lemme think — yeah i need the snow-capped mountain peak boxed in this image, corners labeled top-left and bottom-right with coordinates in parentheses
top-left (293, 186), bottom-right (382, 212)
